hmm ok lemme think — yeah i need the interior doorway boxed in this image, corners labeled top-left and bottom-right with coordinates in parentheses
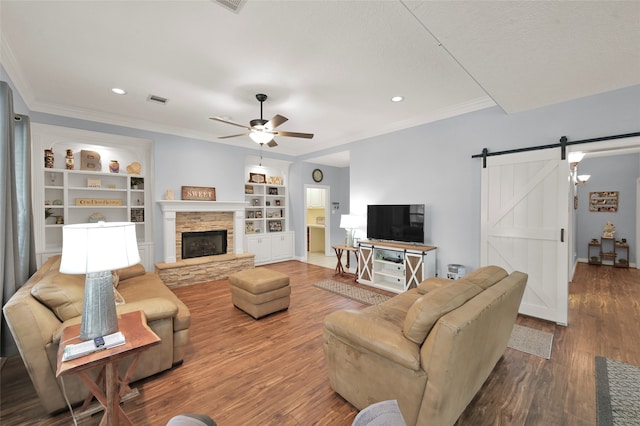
top-left (304, 185), bottom-right (331, 263)
top-left (570, 136), bottom-right (640, 273)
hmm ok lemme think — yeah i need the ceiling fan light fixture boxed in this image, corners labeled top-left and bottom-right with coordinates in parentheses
top-left (249, 130), bottom-right (274, 144)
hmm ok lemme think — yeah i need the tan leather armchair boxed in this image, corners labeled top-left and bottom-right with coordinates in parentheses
top-left (323, 266), bottom-right (527, 426)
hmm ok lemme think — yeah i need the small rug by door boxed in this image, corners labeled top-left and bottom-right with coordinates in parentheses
top-left (595, 356), bottom-right (640, 425)
top-left (507, 324), bottom-right (554, 359)
top-left (313, 280), bottom-right (392, 305)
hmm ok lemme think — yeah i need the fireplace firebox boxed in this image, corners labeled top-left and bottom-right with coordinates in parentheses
top-left (182, 230), bottom-right (228, 259)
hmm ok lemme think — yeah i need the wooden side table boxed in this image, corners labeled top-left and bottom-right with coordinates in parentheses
top-left (56, 310), bottom-right (160, 426)
top-left (332, 244), bottom-right (359, 280)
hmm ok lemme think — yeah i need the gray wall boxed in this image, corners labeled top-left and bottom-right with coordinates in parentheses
top-left (347, 85), bottom-right (640, 276)
top-left (575, 154), bottom-right (638, 263)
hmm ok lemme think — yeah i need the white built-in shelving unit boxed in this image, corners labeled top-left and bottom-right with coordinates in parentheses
top-left (32, 123), bottom-right (154, 269)
top-left (243, 157), bottom-right (294, 265)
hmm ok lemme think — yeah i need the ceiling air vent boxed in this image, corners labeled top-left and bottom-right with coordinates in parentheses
top-left (147, 95), bottom-right (168, 105)
top-left (213, 0), bottom-right (246, 13)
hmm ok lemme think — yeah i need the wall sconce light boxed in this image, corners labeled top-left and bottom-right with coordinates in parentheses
top-left (575, 174), bottom-right (591, 186)
top-left (569, 152), bottom-right (591, 186)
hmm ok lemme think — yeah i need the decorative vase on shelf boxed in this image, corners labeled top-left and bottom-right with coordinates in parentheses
top-left (65, 149), bottom-right (74, 170)
top-left (109, 160), bottom-right (120, 173)
top-left (44, 148), bottom-right (54, 168)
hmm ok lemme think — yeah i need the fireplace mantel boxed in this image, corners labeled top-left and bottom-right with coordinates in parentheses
top-left (158, 200), bottom-right (248, 263)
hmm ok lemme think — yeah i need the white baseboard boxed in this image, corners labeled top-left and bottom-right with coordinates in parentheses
top-left (576, 257), bottom-right (636, 268)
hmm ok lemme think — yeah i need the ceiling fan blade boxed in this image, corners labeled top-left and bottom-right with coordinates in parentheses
top-left (265, 114), bottom-right (288, 130)
top-left (274, 130), bottom-right (314, 139)
top-left (209, 117), bottom-right (251, 130)
top-left (267, 139), bottom-right (278, 148)
top-left (219, 133), bottom-right (249, 139)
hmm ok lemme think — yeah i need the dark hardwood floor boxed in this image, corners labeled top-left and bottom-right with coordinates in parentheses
top-left (1, 261), bottom-right (638, 425)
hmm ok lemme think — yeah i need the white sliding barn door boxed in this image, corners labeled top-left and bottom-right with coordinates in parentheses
top-left (481, 149), bottom-right (569, 325)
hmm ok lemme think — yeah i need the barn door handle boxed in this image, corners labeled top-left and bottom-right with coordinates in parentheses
top-left (561, 228), bottom-right (565, 242)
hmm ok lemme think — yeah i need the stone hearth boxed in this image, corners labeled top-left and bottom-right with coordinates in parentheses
top-left (156, 253), bottom-right (254, 288)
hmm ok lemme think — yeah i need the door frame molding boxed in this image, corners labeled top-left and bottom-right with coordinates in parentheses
top-left (304, 184), bottom-right (331, 258)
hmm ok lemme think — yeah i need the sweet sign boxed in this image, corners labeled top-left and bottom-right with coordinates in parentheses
top-left (181, 186), bottom-right (216, 201)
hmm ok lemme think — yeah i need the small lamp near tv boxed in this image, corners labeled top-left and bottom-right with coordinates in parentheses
top-left (59, 222), bottom-right (140, 341)
top-left (340, 214), bottom-right (359, 247)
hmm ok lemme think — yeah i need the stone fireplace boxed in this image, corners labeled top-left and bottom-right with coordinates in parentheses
top-left (156, 200), bottom-right (254, 287)
top-left (175, 211), bottom-right (233, 261)
top-left (182, 229), bottom-right (228, 259)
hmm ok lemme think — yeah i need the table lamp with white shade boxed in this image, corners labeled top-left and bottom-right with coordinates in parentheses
top-left (340, 214), bottom-right (360, 247)
top-left (59, 222), bottom-right (140, 341)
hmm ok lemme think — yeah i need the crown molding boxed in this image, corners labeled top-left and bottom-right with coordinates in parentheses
top-left (1, 36), bottom-right (37, 107)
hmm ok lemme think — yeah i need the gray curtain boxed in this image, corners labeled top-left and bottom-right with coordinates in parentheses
top-left (1, 81), bottom-right (36, 357)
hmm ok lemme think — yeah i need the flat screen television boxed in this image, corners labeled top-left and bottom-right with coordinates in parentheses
top-left (366, 204), bottom-right (425, 243)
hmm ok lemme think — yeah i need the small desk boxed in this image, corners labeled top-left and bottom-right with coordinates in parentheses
top-left (332, 244), bottom-right (359, 280)
top-left (56, 310), bottom-right (160, 426)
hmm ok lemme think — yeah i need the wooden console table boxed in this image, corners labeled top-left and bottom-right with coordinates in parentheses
top-left (56, 310), bottom-right (160, 425)
top-left (356, 240), bottom-right (437, 294)
top-left (332, 244), bottom-right (359, 280)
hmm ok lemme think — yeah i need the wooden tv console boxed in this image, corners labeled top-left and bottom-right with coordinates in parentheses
top-left (357, 240), bottom-right (437, 294)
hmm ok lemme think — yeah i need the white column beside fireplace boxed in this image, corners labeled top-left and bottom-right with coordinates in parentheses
top-left (157, 200), bottom-right (248, 263)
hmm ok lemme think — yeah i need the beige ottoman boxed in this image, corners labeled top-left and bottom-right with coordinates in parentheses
top-left (229, 268), bottom-right (290, 319)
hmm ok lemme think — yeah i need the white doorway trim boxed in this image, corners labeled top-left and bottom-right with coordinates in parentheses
top-left (304, 184), bottom-right (332, 259)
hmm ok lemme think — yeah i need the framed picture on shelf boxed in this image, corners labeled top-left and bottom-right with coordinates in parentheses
top-left (130, 209), bottom-right (145, 223)
top-left (245, 221), bottom-right (254, 233)
top-left (268, 187), bottom-right (278, 195)
top-left (244, 185), bottom-right (254, 194)
top-left (269, 220), bottom-right (282, 232)
top-left (249, 173), bottom-right (266, 184)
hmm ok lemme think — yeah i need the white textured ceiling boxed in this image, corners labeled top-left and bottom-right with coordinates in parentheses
top-left (2, 1), bottom-right (639, 166)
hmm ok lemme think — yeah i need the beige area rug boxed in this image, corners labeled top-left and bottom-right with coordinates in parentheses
top-left (313, 280), bottom-right (392, 305)
top-left (314, 280), bottom-right (554, 359)
top-left (507, 324), bottom-right (554, 359)
top-left (596, 356), bottom-right (640, 425)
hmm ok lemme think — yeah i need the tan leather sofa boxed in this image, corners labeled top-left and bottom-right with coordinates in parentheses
top-left (323, 266), bottom-right (527, 426)
top-left (3, 255), bottom-right (191, 414)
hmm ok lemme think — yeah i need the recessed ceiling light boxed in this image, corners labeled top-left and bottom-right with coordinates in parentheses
top-left (391, 96), bottom-right (404, 102)
top-left (111, 88), bottom-right (126, 95)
